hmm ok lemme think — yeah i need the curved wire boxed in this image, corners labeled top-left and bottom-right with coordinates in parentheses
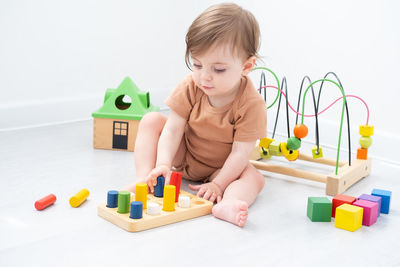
top-left (252, 67), bottom-right (281, 109)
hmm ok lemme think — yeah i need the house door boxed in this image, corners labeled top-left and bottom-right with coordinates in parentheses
top-left (112, 121), bottom-right (129, 150)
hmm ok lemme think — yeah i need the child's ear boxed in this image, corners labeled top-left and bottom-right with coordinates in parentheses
top-left (242, 56), bottom-right (256, 76)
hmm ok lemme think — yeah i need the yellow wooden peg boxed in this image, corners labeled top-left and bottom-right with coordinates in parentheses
top-left (312, 146), bottom-right (323, 159)
top-left (259, 137), bottom-right (274, 149)
top-left (163, 185), bottom-right (176, 212)
top-left (359, 125), bottom-right (374, 137)
top-left (259, 147), bottom-right (271, 159)
top-left (135, 183), bottom-right (148, 210)
top-left (280, 142), bottom-right (299, 161)
top-left (269, 141), bottom-right (282, 156)
top-left (69, 189), bottom-right (90, 208)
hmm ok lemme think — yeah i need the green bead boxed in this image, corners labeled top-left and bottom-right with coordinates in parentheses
top-left (287, 137), bottom-right (301, 150)
top-left (359, 136), bottom-right (372, 149)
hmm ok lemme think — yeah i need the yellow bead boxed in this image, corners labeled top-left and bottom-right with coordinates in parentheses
top-left (312, 146), bottom-right (323, 159)
top-left (269, 141), bottom-right (282, 156)
top-left (259, 137), bottom-right (274, 149)
top-left (280, 142), bottom-right (299, 161)
top-left (359, 136), bottom-right (372, 149)
top-left (259, 147), bottom-right (271, 159)
top-left (359, 125), bottom-right (374, 137)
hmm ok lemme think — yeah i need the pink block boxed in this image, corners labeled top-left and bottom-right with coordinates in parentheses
top-left (353, 199), bottom-right (379, 226)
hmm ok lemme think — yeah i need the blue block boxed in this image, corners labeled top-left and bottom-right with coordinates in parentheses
top-left (106, 190), bottom-right (119, 208)
top-left (130, 201), bottom-right (143, 219)
top-left (154, 176), bottom-right (165, 197)
top-left (372, 189), bottom-right (392, 214)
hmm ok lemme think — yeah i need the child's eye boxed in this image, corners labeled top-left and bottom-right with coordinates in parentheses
top-left (214, 68), bottom-right (226, 73)
top-left (193, 64), bottom-right (202, 69)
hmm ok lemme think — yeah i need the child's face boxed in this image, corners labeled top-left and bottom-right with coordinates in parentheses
top-left (191, 44), bottom-right (254, 99)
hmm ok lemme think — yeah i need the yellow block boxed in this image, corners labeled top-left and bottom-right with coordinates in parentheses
top-left (334, 204), bottom-right (363, 232)
top-left (69, 189), bottom-right (90, 208)
top-left (312, 146), bottom-right (323, 158)
top-left (163, 185), bottom-right (176, 211)
top-left (135, 183), bottom-right (147, 210)
top-left (359, 125), bottom-right (374, 137)
top-left (269, 141), bottom-right (282, 156)
top-left (259, 137), bottom-right (274, 149)
top-left (259, 147), bottom-right (271, 159)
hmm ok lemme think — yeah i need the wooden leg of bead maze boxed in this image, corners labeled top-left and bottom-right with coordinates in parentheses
top-left (325, 158), bottom-right (372, 196)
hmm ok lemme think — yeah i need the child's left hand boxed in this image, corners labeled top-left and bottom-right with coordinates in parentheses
top-left (188, 182), bottom-right (223, 203)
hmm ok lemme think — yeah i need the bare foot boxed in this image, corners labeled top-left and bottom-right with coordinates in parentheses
top-left (212, 199), bottom-right (248, 227)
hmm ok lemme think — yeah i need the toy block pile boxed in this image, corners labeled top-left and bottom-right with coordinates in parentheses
top-left (307, 188), bottom-right (392, 232)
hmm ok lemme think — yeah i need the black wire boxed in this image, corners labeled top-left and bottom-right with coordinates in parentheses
top-left (317, 72), bottom-right (351, 166)
top-left (258, 72), bottom-right (267, 103)
top-left (295, 76), bottom-right (321, 154)
top-left (271, 77), bottom-right (291, 139)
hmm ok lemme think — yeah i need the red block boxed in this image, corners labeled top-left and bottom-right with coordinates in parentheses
top-left (35, 194), bottom-right (57, 210)
top-left (170, 171), bottom-right (182, 202)
top-left (332, 194), bottom-right (356, 217)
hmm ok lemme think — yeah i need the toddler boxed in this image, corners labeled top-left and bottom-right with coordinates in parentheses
top-left (126, 3), bottom-right (267, 227)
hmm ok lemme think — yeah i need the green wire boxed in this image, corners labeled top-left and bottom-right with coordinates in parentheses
top-left (301, 79), bottom-right (347, 175)
top-left (252, 67), bottom-right (281, 109)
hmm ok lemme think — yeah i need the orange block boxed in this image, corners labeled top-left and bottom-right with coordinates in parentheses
top-left (357, 148), bottom-right (368, 160)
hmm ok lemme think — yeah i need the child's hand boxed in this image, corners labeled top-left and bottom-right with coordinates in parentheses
top-left (145, 165), bottom-right (170, 193)
top-left (188, 182), bottom-right (223, 203)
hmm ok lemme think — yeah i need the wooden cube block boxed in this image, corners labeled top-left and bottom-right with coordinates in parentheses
top-left (357, 148), bottom-right (368, 160)
top-left (359, 125), bottom-right (374, 137)
top-left (358, 194), bottom-right (382, 216)
top-left (307, 197), bottom-right (332, 222)
top-left (332, 194), bottom-right (356, 217)
top-left (269, 141), bottom-right (282, 156)
top-left (259, 147), bottom-right (271, 159)
top-left (372, 189), bottom-right (392, 214)
top-left (353, 199), bottom-right (379, 226)
top-left (335, 204), bottom-right (363, 232)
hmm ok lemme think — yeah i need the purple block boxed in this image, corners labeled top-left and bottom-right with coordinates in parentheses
top-left (353, 199), bottom-right (379, 226)
top-left (359, 194), bottom-right (382, 216)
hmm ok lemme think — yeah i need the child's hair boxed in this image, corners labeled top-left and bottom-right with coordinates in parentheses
top-left (185, 3), bottom-right (261, 69)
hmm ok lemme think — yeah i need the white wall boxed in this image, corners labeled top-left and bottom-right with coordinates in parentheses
top-left (1, 0), bottom-right (399, 162)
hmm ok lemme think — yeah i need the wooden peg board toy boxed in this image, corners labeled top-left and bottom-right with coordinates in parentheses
top-left (97, 190), bottom-right (213, 232)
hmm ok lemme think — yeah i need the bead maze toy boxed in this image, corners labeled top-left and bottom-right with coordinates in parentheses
top-left (92, 77), bottom-right (159, 152)
top-left (250, 67), bottom-right (373, 196)
top-left (97, 173), bottom-right (213, 232)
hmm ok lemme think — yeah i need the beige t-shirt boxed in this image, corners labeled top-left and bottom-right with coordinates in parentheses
top-left (165, 74), bottom-right (267, 181)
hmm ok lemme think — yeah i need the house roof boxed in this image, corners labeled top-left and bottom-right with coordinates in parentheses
top-left (92, 77), bottom-right (159, 120)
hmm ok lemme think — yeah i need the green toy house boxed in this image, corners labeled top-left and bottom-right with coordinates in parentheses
top-left (92, 77), bottom-right (159, 151)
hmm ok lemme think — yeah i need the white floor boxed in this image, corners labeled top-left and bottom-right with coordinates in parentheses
top-left (0, 120), bottom-right (399, 267)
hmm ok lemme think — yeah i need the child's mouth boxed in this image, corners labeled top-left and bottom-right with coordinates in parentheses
top-left (202, 85), bottom-right (213, 90)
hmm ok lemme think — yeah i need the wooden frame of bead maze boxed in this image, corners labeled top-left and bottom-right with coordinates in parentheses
top-left (249, 67), bottom-right (373, 196)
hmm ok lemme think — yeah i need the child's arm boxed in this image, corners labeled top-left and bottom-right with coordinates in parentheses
top-left (146, 110), bottom-right (186, 193)
top-left (189, 140), bottom-right (256, 202)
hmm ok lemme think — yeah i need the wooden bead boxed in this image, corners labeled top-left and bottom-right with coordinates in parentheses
top-left (359, 136), bottom-right (372, 149)
top-left (312, 146), bottom-right (323, 159)
top-left (359, 125), bottom-right (374, 137)
top-left (357, 148), bottom-right (368, 160)
top-left (294, 124), bottom-right (308, 139)
top-left (287, 137), bottom-right (301, 150)
top-left (259, 137), bottom-right (274, 149)
top-left (280, 142), bottom-right (299, 161)
top-left (269, 141), bottom-right (282, 156)
top-left (259, 147), bottom-right (271, 159)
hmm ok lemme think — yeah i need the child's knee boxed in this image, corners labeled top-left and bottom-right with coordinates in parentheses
top-left (253, 169), bottom-right (265, 189)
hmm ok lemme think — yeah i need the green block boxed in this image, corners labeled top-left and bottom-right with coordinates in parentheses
top-left (269, 141), bottom-right (282, 156)
top-left (307, 197), bottom-right (332, 222)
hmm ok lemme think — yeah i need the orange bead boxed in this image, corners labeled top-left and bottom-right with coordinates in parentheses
top-left (294, 124), bottom-right (308, 139)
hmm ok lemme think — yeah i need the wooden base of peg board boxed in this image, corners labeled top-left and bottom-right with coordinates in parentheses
top-left (250, 148), bottom-right (371, 196)
top-left (97, 190), bottom-right (213, 232)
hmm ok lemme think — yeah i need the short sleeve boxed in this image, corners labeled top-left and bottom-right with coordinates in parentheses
top-left (164, 75), bottom-right (197, 121)
top-left (233, 97), bottom-right (267, 142)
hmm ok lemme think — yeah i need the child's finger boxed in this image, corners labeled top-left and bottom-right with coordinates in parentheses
top-left (209, 193), bottom-right (216, 203)
top-left (188, 184), bottom-right (200, 191)
top-left (217, 195), bottom-right (222, 203)
top-left (197, 187), bottom-right (206, 198)
top-left (203, 190), bottom-right (212, 200)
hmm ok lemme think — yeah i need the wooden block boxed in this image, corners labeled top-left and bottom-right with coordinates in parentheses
top-left (269, 141), bottom-right (282, 156)
top-left (97, 190), bottom-right (213, 232)
top-left (307, 197), bottom-right (332, 222)
top-left (312, 146), bottom-right (323, 159)
top-left (358, 194), bottom-right (382, 216)
top-left (357, 148), bottom-right (368, 160)
top-left (372, 189), bottom-right (392, 214)
top-left (332, 194), bottom-right (356, 217)
top-left (359, 125), bottom-right (374, 137)
top-left (334, 204), bottom-right (363, 232)
top-left (353, 199), bottom-right (379, 226)
top-left (259, 137), bottom-right (274, 149)
top-left (259, 147), bottom-right (271, 159)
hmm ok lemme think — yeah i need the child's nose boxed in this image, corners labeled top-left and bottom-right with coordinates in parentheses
top-left (201, 69), bottom-right (212, 81)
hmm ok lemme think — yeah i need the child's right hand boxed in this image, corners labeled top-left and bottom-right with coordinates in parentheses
top-left (145, 165), bottom-right (170, 193)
